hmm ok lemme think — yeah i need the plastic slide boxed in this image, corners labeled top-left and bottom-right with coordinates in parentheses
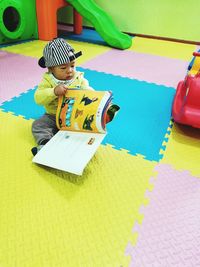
top-left (65, 0), bottom-right (132, 49)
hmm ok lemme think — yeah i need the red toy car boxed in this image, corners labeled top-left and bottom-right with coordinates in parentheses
top-left (172, 52), bottom-right (200, 128)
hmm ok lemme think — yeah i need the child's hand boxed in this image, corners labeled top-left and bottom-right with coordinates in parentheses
top-left (54, 85), bottom-right (67, 96)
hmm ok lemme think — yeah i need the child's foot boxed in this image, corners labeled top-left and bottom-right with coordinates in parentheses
top-left (31, 139), bottom-right (49, 156)
top-left (106, 104), bottom-right (120, 123)
top-left (31, 145), bottom-right (44, 156)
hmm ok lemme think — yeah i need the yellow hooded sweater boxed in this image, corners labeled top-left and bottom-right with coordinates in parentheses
top-left (34, 71), bottom-right (93, 115)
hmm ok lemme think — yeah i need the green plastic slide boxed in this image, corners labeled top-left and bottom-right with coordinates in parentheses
top-left (66, 0), bottom-right (132, 49)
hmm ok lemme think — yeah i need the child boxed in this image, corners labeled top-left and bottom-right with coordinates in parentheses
top-left (31, 38), bottom-right (119, 155)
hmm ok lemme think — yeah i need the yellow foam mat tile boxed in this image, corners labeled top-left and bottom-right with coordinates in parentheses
top-left (1, 40), bottom-right (47, 58)
top-left (0, 111), bottom-right (156, 267)
top-left (130, 37), bottom-right (196, 61)
top-left (1, 39), bottom-right (111, 65)
top-left (160, 123), bottom-right (200, 176)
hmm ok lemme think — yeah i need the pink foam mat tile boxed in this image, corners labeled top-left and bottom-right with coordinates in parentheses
top-left (0, 51), bottom-right (45, 104)
top-left (197, 45), bottom-right (200, 51)
top-left (81, 50), bottom-right (189, 88)
top-left (126, 164), bottom-right (200, 267)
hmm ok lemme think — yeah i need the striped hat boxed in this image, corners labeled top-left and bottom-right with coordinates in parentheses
top-left (38, 38), bottom-right (82, 68)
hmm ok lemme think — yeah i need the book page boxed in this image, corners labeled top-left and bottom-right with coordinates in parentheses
top-left (32, 130), bottom-right (106, 175)
top-left (56, 89), bottom-right (112, 133)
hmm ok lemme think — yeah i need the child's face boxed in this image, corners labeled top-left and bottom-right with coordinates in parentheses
top-left (50, 60), bottom-right (76, 80)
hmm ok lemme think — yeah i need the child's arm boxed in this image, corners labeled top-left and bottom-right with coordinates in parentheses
top-left (34, 71), bottom-right (67, 103)
top-left (34, 78), bottom-right (57, 106)
top-left (54, 85), bottom-right (67, 96)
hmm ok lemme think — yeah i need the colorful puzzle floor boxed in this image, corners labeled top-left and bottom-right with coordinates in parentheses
top-left (1, 30), bottom-right (200, 266)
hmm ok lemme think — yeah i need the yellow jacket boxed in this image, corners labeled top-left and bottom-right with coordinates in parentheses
top-left (34, 71), bottom-right (93, 115)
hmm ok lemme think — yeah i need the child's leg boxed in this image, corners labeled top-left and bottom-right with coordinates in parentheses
top-left (32, 113), bottom-right (58, 145)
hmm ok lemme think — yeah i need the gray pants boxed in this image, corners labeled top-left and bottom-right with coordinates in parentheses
top-left (32, 113), bottom-right (59, 145)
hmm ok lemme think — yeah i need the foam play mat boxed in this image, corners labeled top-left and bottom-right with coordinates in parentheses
top-left (1, 32), bottom-right (200, 266)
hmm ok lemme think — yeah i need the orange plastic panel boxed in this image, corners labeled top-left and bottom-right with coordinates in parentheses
top-left (36, 0), bottom-right (82, 40)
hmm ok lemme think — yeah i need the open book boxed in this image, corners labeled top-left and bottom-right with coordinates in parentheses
top-left (32, 89), bottom-right (113, 175)
top-left (56, 89), bottom-right (112, 133)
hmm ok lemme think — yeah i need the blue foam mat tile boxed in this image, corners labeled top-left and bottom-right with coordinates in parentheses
top-left (60, 28), bottom-right (107, 46)
top-left (0, 69), bottom-right (175, 161)
top-left (60, 28), bottom-right (134, 47)
top-left (79, 67), bottom-right (175, 161)
top-left (0, 86), bottom-right (45, 120)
